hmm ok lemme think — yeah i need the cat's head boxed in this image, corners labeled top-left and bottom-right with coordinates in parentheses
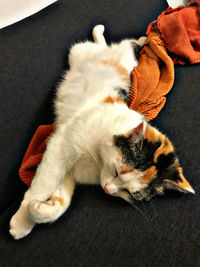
top-left (100, 122), bottom-right (194, 203)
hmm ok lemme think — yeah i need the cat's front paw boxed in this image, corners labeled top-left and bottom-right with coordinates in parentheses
top-left (9, 205), bottom-right (35, 240)
top-left (29, 198), bottom-right (64, 223)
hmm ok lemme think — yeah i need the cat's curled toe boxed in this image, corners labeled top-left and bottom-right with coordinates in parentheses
top-left (29, 199), bottom-right (65, 224)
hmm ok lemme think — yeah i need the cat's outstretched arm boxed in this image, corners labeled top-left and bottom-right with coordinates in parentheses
top-left (92, 25), bottom-right (107, 47)
top-left (9, 124), bottom-right (80, 239)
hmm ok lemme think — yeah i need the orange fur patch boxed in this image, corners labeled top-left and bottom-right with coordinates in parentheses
top-left (50, 196), bottom-right (65, 207)
top-left (101, 59), bottom-right (129, 84)
top-left (103, 95), bottom-right (125, 104)
top-left (177, 167), bottom-right (193, 191)
top-left (120, 165), bottom-right (134, 175)
top-left (144, 124), bottom-right (159, 143)
top-left (145, 124), bottom-right (175, 162)
top-left (154, 137), bottom-right (174, 162)
top-left (142, 166), bottom-right (157, 184)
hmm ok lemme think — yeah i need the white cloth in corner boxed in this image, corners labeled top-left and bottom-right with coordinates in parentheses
top-left (0, 0), bottom-right (58, 29)
top-left (166, 0), bottom-right (187, 8)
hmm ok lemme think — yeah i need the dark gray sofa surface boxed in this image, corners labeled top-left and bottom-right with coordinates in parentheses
top-left (0, 0), bottom-right (199, 266)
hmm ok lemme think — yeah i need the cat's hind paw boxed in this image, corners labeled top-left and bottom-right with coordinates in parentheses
top-left (9, 205), bottom-right (35, 240)
top-left (92, 24), bottom-right (107, 47)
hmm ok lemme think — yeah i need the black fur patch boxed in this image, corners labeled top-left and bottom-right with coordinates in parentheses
top-left (155, 153), bottom-right (175, 170)
top-left (132, 42), bottom-right (143, 60)
top-left (114, 87), bottom-right (129, 102)
top-left (114, 136), bottom-right (161, 171)
top-left (140, 154), bottom-right (181, 199)
top-left (155, 154), bottom-right (181, 183)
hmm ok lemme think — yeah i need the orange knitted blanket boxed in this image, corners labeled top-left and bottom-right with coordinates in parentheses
top-left (147, 0), bottom-right (200, 65)
top-left (19, 2), bottom-right (200, 186)
top-left (128, 32), bottom-right (174, 119)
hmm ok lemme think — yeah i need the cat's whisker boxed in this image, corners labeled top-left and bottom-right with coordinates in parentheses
top-left (90, 151), bottom-right (102, 171)
top-left (94, 150), bottom-right (102, 169)
top-left (149, 199), bottom-right (157, 220)
top-left (129, 201), bottom-right (149, 223)
top-left (148, 199), bottom-right (158, 234)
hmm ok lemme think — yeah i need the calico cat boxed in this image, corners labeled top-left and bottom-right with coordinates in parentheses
top-left (9, 25), bottom-right (194, 239)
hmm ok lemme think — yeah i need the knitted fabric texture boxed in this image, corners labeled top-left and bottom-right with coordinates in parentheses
top-left (19, 124), bottom-right (54, 186)
top-left (127, 32), bottom-right (174, 120)
top-left (147, 0), bottom-right (200, 64)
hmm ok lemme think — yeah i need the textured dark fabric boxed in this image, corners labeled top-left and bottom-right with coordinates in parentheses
top-left (0, 0), bottom-right (199, 266)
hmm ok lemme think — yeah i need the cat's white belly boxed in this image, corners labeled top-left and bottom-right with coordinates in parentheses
top-left (71, 154), bottom-right (100, 185)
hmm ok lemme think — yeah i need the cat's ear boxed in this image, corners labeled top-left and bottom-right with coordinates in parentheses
top-left (130, 122), bottom-right (144, 149)
top-left (114, 122), bottom-right (144, 147)
top-left (164, 167), bottom-right (195, 194)
top-left (132, 122), bottom-right (144, 136)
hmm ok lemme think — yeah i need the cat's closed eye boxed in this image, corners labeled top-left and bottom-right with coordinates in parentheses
top-left (114, 169), bottom-right (119, 178)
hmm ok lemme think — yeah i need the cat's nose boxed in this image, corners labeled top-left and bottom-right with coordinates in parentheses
top-left (104, 185), bottom-right (110, 194)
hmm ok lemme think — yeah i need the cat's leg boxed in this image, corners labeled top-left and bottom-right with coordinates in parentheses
top-left (69, 41), bottom-right (104, 68)
top-left (10, 125), bottom-right (80, 239)
top-left (136, 36), bottom-right (147, 46)
top-left (69, 25), bottom-right (107, 68)
top-left (29, 172), bottom-right (75, 223)
top-left (116, 36), bottom-right (146, 72)
top-left (9, 193), bottom-right (36, 240)
top-left (92, 25), bottom-right (107, 47)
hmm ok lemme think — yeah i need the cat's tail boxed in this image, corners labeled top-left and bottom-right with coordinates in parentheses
top-left (92, 25), bottom-right (107, 47)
